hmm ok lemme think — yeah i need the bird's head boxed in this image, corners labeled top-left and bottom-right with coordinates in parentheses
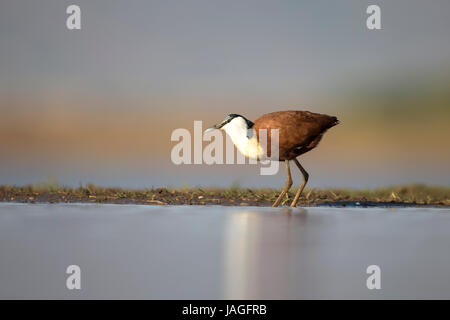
top-left (205, 114), bottom-right (254, 134)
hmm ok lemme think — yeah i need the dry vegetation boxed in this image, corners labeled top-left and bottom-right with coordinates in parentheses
top-left (0, 183), bottom-right (449, 207)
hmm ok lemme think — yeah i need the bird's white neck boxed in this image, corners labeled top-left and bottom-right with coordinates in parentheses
top-left (222, 120), bottom-right (264, 159)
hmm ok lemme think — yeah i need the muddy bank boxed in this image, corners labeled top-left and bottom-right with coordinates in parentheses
top-left (0, 184), bottom-right (449, 207)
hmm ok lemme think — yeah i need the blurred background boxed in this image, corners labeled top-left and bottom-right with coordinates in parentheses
top-left (1, 0), bottom-right (449, 188)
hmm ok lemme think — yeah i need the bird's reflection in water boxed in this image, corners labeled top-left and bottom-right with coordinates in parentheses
top-left (222, 207), bottom-right (308, 299)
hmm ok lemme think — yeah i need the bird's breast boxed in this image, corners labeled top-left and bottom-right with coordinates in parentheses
top-left (230, 129), bottom-right (265, 160)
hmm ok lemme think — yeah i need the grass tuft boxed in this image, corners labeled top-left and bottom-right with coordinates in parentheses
top-left (0, 183), bottom-right (448, 206)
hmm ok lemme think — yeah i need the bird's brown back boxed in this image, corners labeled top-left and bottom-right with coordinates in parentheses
top-left (253, 110), bottom-right (339, 160)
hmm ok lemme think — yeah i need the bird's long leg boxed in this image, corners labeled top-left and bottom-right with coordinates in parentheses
top-left (272, 160), bottom-right (293, 207)
top-left (290, 158), bottom-right (309, 207)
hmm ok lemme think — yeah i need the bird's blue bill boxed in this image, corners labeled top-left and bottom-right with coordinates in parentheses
top-left (204, 125), bottom-right (219, 134)
top-left (204, 115), bottom-right (235, 133)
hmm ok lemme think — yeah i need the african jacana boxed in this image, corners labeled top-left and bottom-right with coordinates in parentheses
top-left (206, 110), bottom-right (339, 207)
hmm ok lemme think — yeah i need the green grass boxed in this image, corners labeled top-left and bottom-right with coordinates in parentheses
top-left (0, 183), bottom-right (449, 206)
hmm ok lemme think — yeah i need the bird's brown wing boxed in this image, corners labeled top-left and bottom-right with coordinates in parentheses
top-left (253, 110), bottom-right (338, 160)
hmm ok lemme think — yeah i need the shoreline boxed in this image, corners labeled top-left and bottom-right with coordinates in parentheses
top-left (1, 184), bottom-right (449, 208)
top-left (0, 200), bottom-right (448, 209)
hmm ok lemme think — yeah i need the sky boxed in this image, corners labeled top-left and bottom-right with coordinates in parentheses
top-left (2, 0), bottom-right (450, 98)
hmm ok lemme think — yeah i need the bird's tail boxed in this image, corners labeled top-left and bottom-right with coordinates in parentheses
top-left (329, 116), bottom-right (340, 127)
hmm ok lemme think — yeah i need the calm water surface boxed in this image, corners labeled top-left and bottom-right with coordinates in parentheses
top-left (0, 203), bottom-right (449, 299)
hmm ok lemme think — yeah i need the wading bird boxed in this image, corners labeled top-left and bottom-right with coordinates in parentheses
top-left (206, 110), bottom-right (339, 207)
